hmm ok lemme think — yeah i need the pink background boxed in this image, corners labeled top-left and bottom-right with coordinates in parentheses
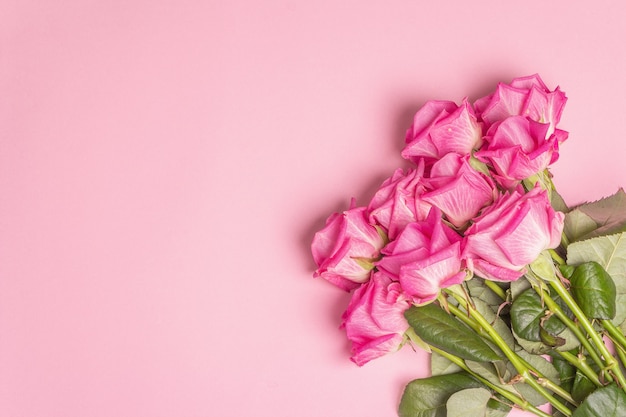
top-left (1, 1), bottom-right (626, 416)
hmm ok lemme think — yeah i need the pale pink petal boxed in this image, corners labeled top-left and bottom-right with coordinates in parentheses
top-left (480, 83), bottom-right (528, 125)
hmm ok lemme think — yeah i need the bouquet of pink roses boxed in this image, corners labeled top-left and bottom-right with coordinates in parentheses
top-left (311, 75), bottom-right (626, 417)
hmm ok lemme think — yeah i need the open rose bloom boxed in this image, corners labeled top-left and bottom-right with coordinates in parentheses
top-left (311, 74), bottom-right (567, 365)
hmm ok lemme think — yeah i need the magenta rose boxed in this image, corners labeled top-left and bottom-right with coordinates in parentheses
top-left (367, 162), bottom-right (431, 239)
top-left (474, 74), bottom-right (567, 135)
top-left (421, 153), bottom-right (496, 228)
top-left (341, 271), bottom-right (411, 366)
top-left (377, 208), bottom-right (466, 305)
top-left (475, 115), bottom-right (568, 188)
top-left (401, 98), bottom-right (483, 164)
top-left (463, 187), bottom-right (565, 281)
top-left (312, 203), bottom-right (386, 291)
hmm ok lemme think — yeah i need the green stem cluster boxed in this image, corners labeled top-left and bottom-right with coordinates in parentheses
top-left (548, 279), bottom-right (626, 390)
top-left (444, 289), bottom-right (574, 416)
top-left (430, 346), bottom-right (553, 417)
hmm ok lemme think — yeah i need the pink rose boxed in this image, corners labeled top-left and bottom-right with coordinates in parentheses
top-left (475, 116), bottom-right (568, 188)
top-left (421, 154), bottom-right (497, 228)
top-left (377, 208), bottom-right (466, 305)
top-left (463, 187), bottom-right (565, 281)
top-left (367, 162), bottom-right (431, 239)
top-left (474, 74), bottom-right (567, 135)
top-left (311, 203), bottom-right (386, 291)
top-left (401, 98), bottom-right (483, 164)
top-left (341, 271), bottom-right (411, 366)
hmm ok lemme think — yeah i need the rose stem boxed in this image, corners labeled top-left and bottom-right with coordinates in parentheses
top-left (612, 339), bottom-right (626, 371)
top-left (549, 279), bottom-right (626, 391)
top-left (429, 345), bottom-right (553, 417)
top-left (533, 286), bottom-right (608, 378)
top-left (445, 289), bottom-right (573, 415)
top-left (556, 350), bottom-right (602, 387)
top-left (484, 280), bottom-right (507, 300)
top-left (602, 320), bottom-right (626, 352)
top-left (442, 294), bottom-right (578, 403)
top-left (548, 249), bottom-right (566, 266)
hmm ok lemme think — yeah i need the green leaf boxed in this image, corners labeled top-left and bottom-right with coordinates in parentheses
top-left (516, 349), bottom-right (560, 386)
top-left (570, 262), bottom-right (617, 319)
top-left (446, 388), bottom-right (492, 417)
top-left (472, 298), bottom-right (515, 351)
top-left (465, 360), bottom-right (510, 387)
top-left (465, 360), bottom-right (548, 407)
top-left (571, 370), bottom-right (597, 403)
top-left (513, 331), bottom-right (552, 355)
top-left (486, 395), bottom-right (511, 417)
top-left (431, 351), bottom-right (462, 376)
top-left (510, 277), bottom-right (532, 300)
top-left (510, 289), bottom-right (566, 342)
top-left (467, 279), bottom-right (505, 309)
top-left (574, 189), bottom-right (626, 240)
top-left (564, 209), bottom-right (598, 243)
top-left (398, 372), bottom-right (483, 417)
top-left (529, 251), bottom-right (559, 282)
top-left (559, 264), bottom-right (576, 279)
top-left (567, 232), bottom-right (626, 326)
top-left (551, 353), bottom-right (576, 392)
top-left (551, 187), bottom-right (570, 213)
top-left (572, 383), bottom-right (626, 417)
top-left (539, 325), bottom-right (566, 347)
top-left (514, 325), bottom-right (580, 355)
top-left (498, 350), bottom-right (560, 406)
top-left (405, 304), bottom-right (501, 363)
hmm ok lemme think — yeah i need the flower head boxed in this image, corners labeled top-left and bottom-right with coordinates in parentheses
top-left (402, 99), bottom-right (483, 164)
top-left (312, 203), bottom-right (386, 291)
top-left (422, 154), bottom-right (497, 228)
top-left (474, 74), bottom-right (567, 137)
top-left (377, 208), bottom-right (466, 305)
top-left (368, 162), bottom-right (431, 239)
top-left (476, 116), bottom-right (567, 188)
top-left (341, 271), bottom-right (411, 366)
top-left (463, 186), bottom-right (565, 281)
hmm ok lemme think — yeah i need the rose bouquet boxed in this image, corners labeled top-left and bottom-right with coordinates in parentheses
top-left (311, 75), bottom-right (626, 417)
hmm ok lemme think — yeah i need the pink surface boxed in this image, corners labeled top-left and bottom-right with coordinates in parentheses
top-left (1, 1), bottom-right (626, 416)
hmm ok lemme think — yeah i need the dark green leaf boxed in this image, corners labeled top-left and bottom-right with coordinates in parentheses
top-left (572, 383), bottom-right (626, 417)
top-left (486, 395), bottom-right (512, 417)
top-left (539, 325), bottom-right (565, 347)
top-left (570, 261), bottom-right (616, 320)
top-left (510, 289), bottom-right (566, 342)
top-left (514, 325), bottom-right (580, 355)
top-left (559, 264), bottom-right (576, 279)
top-left (567, 232), bottom-right (626, 326)
top-left (398, 372), bottom-right (483, 417)
top-left (571, 370), bottom-right (597, 403)
top-left (550, 353), bottom-right (576, 392)
top-left (405, 304), bottom-right (501, 362)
